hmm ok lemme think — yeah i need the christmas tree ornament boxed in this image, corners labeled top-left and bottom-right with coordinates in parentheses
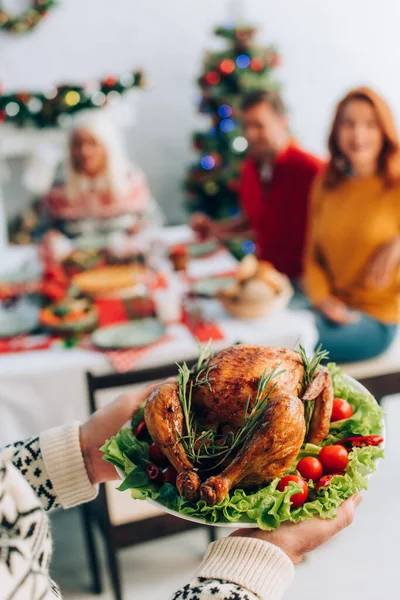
top-left (204, 71), bottom-right (221, 86)
top-left (232, 136), bottom-right (248, 152)
top-left (218, 104), bottom-right (233, 118)
top-left (210, 152), bottom-right (222, 167)
top-left (220, 59), bottom-right (236, 75)
top-left (236, 54), bottom-right (251, 69)
top-left (200, 155), bottom-right (216, 170)
top-left (220, 118), bottom-right (235, 133)
top-left (204, 181), bottom-right (219, 195)
top-left (250, 57), bottom-right (265, 72)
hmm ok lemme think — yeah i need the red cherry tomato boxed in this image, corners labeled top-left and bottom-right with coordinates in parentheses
top-left (296, 457), bottom-right (323, 482)
top-left (331, 398), bottom-right (353, 422)
top-left (161, 465), bottom-right (178, 485)
top-left (278, 475), bottom-right (308, 508)
top-left (319, 445), bottom-right (349, 473)
top-left (315, 472), bottom-right (345, 491)
top-left (149, 443), bottom-right (169, 468)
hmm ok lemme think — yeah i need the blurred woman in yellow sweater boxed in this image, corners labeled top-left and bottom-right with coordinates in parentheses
top-left (304, 87), bottom-right (400, 362)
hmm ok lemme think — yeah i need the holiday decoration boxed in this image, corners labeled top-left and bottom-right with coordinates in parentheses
top-left (184, 23), bottom-right (281, 221)
top-left (0, 70), bottom-right (144, 128)
top-left (0, 0), bottom-right (56, 34)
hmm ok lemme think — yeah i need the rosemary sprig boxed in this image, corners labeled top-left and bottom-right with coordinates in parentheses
top-left (192, 341), bottom-right (215, 389)
top-left (296, 344), bottom-right (329, 390)
top-left (176, 357), bottom-right (286, 471)
top-left (304, 401), bottom-right (314, 437)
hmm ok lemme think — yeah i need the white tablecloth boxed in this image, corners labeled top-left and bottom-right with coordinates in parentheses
top-left (0, 226), bottom-right (318, 444)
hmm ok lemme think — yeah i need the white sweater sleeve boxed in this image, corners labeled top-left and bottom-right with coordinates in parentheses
top-left (1, 422), bottom-right (97, 511)
top-left (171, 537), bottom-right (294, 600)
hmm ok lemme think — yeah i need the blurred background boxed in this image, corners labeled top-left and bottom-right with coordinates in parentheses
top-left (3, 0), bottom-right (400, 226)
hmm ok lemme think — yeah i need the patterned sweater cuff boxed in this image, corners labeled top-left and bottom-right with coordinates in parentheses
top-left (196, 537), bottom-right (294, 600)
top-left (40, 422), bottom-right (98, 509)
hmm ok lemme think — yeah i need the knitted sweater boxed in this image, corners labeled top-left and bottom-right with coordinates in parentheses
top-left (0, 423), bottom-right (294, 600)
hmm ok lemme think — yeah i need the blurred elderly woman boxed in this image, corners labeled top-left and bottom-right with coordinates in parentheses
top-left (42, 112), bottom-right (163, 238)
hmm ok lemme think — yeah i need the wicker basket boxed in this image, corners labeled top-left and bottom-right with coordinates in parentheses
top-left (218, 279), bottom-right (293, 319)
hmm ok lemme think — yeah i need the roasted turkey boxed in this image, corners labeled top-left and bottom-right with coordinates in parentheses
top-left (144, 345), bottom-right (333, 506)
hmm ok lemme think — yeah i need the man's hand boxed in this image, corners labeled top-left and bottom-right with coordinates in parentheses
top-left (317, 296), bottom-right (360, 325)
top-left (361, 237), bottom-right (400, 289)
top-left (230, 494), bottom-right (362, 564)
top-left (190, 212), bottom-right (217, 240)
top-left (79, 383), bottom-right (159, 485)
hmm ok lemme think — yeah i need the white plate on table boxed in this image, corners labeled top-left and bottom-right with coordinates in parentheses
top-left (92, 318), bottom-right (165, 350)
top-left (115, 375), bottom-right (384, 528)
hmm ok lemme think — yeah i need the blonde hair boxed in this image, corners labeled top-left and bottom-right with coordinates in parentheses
top-left (66, 111), bottom-right (131, 203)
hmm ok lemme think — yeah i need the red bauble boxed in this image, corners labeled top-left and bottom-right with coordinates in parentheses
top-left (219, 59), bottom-right (236, 75)
top-left (205, 71), bottom-right (221, 85)
top-left (0, 110), bottom-right (6, 123)
top-left (103, 76), bottom-right (118, 87)
top-left (250, 57), bottom-right (265, 72)
top-left (210, 152), bottom-right (222, 167)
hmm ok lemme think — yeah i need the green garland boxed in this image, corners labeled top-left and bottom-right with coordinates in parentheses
top-left (0, 0), bottom-right (57, 34)
top-left (0, 70), bottom-right (145, 129)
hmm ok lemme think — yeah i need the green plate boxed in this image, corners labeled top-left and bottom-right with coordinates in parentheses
top-left (189, 241), bottom-right (219, 258)
top-left (191, 277), bottom-right (236, 297)
top-left (92, 318), bottom-right (166, 350)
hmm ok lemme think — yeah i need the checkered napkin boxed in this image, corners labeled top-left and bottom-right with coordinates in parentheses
top-left (0, 334), bottom-right (55, 354)
top-left (86, 334), bottom-right (174, 373)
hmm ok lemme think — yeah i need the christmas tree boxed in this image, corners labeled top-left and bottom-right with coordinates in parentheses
top-left (184, 22), bottom-right (281, 222)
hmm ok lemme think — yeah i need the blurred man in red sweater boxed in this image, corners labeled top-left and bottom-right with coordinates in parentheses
top-left (191, 91), bottom-right (323, 281)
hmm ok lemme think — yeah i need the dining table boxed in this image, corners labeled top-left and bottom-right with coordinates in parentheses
top-left (0, 225), bottom-right (319, 445)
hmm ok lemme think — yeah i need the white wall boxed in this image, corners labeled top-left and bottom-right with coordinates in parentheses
top-left (2, 0), bottom-right (400, 223)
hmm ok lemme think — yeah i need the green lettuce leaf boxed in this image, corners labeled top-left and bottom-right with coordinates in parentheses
top-left (101, 363), bottom-right (384, 529)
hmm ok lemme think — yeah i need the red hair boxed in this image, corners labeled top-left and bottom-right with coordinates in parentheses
top-left (323, 86), bottom-right (400, 188)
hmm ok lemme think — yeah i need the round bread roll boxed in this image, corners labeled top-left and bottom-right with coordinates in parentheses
top-left (256, 262), bottom-right (284, 293)
top-left (236, 254), bottom-right (259, 282)
top-left (240, 278), bottom-right (274, 302)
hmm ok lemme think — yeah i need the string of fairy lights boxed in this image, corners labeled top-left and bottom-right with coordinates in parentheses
top-left (0, 70), bottom-right (145, 128)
